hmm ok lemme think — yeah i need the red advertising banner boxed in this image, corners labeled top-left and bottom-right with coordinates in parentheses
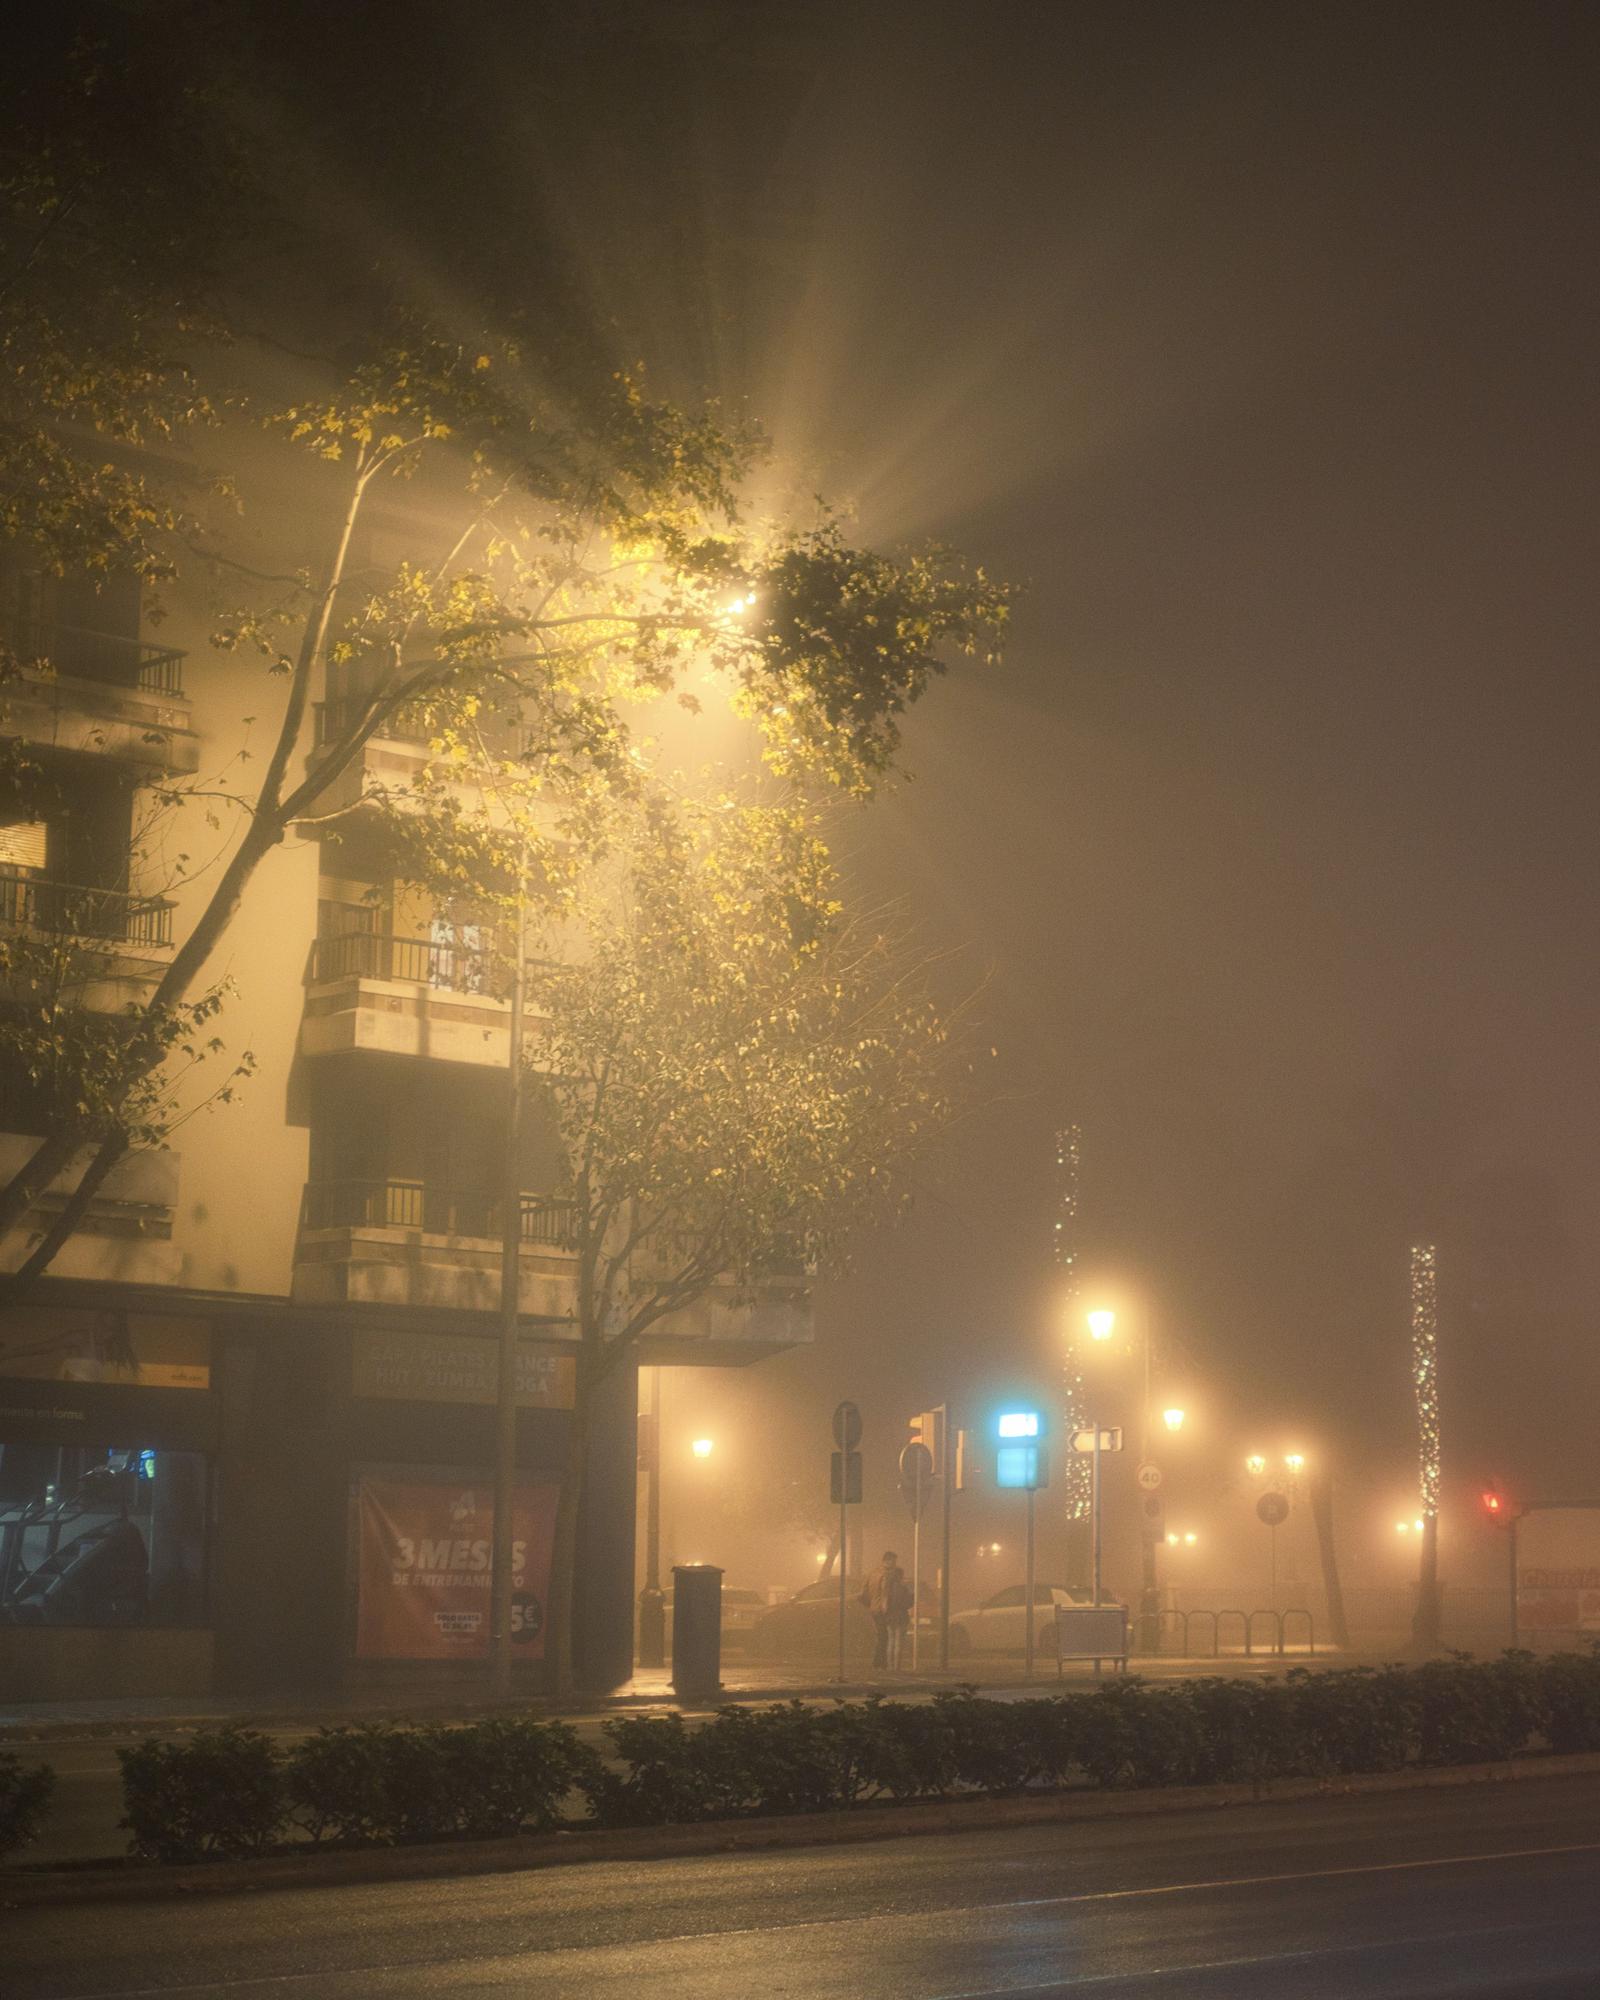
top-left (1517, 1508), bottom-right (1600, 1636)
top-left (355, 1476), bottom-right (559, 1661)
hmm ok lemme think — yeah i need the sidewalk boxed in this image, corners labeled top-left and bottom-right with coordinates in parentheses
top-left (0, 1648), bottom-right (1339, 1743)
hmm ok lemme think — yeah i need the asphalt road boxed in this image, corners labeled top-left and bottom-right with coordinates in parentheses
top-left (9, 1771), bottom-right (1600, 1998)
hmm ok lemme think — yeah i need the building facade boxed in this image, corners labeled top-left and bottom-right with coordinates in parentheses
top-left (0, 558), bottom-right (809, 1703)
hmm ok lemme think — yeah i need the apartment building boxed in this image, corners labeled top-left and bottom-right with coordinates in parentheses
top-left (0, 555), bottom-right (811, 1703)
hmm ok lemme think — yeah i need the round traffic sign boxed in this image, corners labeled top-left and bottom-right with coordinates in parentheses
top-left (1136, 1462), bottom-right (1163, 1492)
top-left (899, 1440), bottom-right (934, 1484)
top-left (1256, 1491), bottom-right (1290, 1527)
top-left (832, 1400), bottom-right (863, 1450)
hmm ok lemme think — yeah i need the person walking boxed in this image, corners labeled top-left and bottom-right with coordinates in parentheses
top-left (862, 1550), bottom-right (912, 1671)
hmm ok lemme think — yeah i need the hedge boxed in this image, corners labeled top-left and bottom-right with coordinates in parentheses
top-left (0, 1751), bottom-right (55, 1861)
top-left (82, 1648), bottom-right (1600, 1866)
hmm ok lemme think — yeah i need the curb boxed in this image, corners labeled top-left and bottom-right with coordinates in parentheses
top-left (0, 1657), bottom-right (1360, 1745)
top-left (0, 1679), bottom-right (1020, 1744)
top-left (8, 1749), bottom-right (1600, 1909)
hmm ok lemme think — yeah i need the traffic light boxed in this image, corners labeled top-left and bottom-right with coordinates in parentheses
top-left (1482, 1486), bottom-right (1504, 1521)
top-left (908, 1408), bottom-right (944, 1478)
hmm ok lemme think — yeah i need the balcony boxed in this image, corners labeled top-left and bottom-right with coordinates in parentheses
top-left (0, 871), bottom-right (175, 1013)
top-left (300, 931), bottom-right (548, 1068)
top-left (292, 1178), bottom-right (579, 1316)
top-left (3, 625), bottom-right (198, 773)
top-left (302, 692), bottom-right (538, 826)
top-left (0, 872), bottom-right (174, 949)
top-left (0, 1131), bottom-right (181, 1284)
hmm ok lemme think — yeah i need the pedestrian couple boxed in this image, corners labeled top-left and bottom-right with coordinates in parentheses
top-left (860, 1549), bottom-right (914, 1670)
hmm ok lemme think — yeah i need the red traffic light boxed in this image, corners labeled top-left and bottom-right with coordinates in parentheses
top-left (1482, 1488), bottom-right (1503, 1516)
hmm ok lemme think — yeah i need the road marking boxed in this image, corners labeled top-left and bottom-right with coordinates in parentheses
top-left (932, 1917), bottom-right (1577, 1997)
top-left (52, 1838), bottom-right (1600, 2000)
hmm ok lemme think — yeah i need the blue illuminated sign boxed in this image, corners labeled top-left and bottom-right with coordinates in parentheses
top-left (997, 1410), bottom-right (1040, 1438)
top-left (996, 1444), bottom-right (1041, 1488)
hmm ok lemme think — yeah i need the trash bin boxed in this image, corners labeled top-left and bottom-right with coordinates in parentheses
top-left (671, 1562), bottom-right (723, 1699)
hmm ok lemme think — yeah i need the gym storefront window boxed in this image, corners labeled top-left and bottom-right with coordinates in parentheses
top-left (0, 1306), bottom-right (212, 1629)
top-left (0, 1442), bottom-right (209, 1627)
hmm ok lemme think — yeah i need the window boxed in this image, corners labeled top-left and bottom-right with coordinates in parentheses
top-left (0, 1443), bottom-right (208, 1628)
top-left (0, 819), bottom-right (47, 870)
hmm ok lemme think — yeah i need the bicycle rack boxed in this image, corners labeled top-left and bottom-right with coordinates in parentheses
top-left (1281, 1607), bottom-right (1315, 1656)
top-left (1185, 1607), bottom-right (1220, 1658)
top-left (1246, 1609), bottom-right (1281, 1656)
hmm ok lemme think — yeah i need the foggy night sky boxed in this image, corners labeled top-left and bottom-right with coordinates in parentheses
top-left (67, 1), bottom-right (1600, 1567)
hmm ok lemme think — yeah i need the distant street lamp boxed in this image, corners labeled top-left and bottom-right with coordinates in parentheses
top-left (1284, 1452), bottom-right (1305, 1476)
top-left (1087, 1308), bottom-right (1116, 1341)
top-left (1246, 1453), bottom-right (1267, 1478)
top-left (1162, 1407), bottom-right (1186, 1432)
top-left (691, 1437), bottom-right (714, 1459)
top-left (1183, 1531), bottom-right (1198, 1546)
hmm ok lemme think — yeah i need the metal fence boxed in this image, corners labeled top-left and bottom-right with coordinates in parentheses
top-left (0, 871), bottom-right (174, 948)
top-left (310, 930), bottom-right (500, 994)
top-left (4, 620), bottom-right (186, 697)
top-left (300, 1179), bottom-right (579, 1247)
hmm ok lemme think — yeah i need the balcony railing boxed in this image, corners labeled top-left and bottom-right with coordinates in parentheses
top-left (300, 1179), bottom-right (579, 1247)
top-left (313, 695), bottom-right (534, 760)
top-left (311, 928), bottom-right (500, 994)
top-left (0, 870), bottom-right (174, 948)
top-left (4, 621), bottom-right (187, 698)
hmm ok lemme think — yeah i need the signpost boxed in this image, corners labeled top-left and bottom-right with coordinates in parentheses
top-left (1136, 1462), bottom-right (1163, 1493)
top-left (832, 1401), bottom-right (862, 1682)
top-left (996, 1409), bottom-right (1049, 1679)
top-left (1073, 1423), bottom-right (1124, 1608)
top-left (1257, 1489), bottom-right (1290, 1608)
top-left (899, 1438), bottom-right (933, 1668)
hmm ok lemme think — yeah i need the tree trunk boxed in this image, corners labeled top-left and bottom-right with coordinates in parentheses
top-left (0, 1133), bottom-right (129, 1308)
top-left (1309, 1465), bottom-right (1351, 1651)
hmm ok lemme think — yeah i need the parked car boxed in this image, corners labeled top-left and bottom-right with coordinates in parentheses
top-left (658, 1584), bottom-right (770, 1653)
top-left (947, 1582), bottom-right (1105, 1657)
top-left (747, 1574), bottom-right (938, 1664)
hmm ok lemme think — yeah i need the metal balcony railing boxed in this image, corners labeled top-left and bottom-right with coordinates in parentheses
top-left (0, 870), bottom-right (174, 948)
top-left (311, 929), bottom-right (500, 995)
top-left (299, 1179), bottom-right (579, 1247)
top-left (3, 621), bottom-right (187, 698)
top-left (313, 694), bottom-right (535, 760)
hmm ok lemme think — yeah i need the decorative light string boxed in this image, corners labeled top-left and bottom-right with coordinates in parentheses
top-left (1055, 1125), bottom-right (1092, 1522)
top-left (1410, 1243), bottom-right (1440, 1519)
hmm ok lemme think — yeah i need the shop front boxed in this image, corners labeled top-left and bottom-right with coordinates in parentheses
top-left (0, 1289), bottom-right (639, 1705)
top-left (0, 1304), bottom-right (215, 1702)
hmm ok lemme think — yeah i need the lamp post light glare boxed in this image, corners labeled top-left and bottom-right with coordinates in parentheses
top-left (1087, 1308), bottom-right (1116, 1341)
top-left (1166, 1532), bottom-right (1179, 1545)
top-left (1184, 1531), bottom-right (1198, 1546)
top-left (1285, 1452), bottom-right (1305, 1475)
top-left (1162, 1407), bottom-right (1186, 1432)
top-left (691, 1437), bottom-right (714, 1459)
top-left (1246, 1453), bottom-right (1267, 1478)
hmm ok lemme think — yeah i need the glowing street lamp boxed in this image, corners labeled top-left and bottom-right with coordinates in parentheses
top-left (1284, 1452), bottom-right (1305, 1476)
top-left (1183, 1531), bottom-right (1198, 1546)
top-left (1087, 1308), bottom-right (1116, 1341)
top-left (691, 1437), bottom-right (714, 1459)
top-left (1246, 1453), bottom-right (1267, 1478)
top-left (1162, 1407), bottom-right (1186, 1432)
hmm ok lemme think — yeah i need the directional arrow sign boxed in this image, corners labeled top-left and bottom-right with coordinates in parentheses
top-left (1072, 1426), bottom-right (1123, 1454)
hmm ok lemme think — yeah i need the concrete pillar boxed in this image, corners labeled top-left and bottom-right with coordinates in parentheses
top-left (573, 1353), bottom-right (639, 1691)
